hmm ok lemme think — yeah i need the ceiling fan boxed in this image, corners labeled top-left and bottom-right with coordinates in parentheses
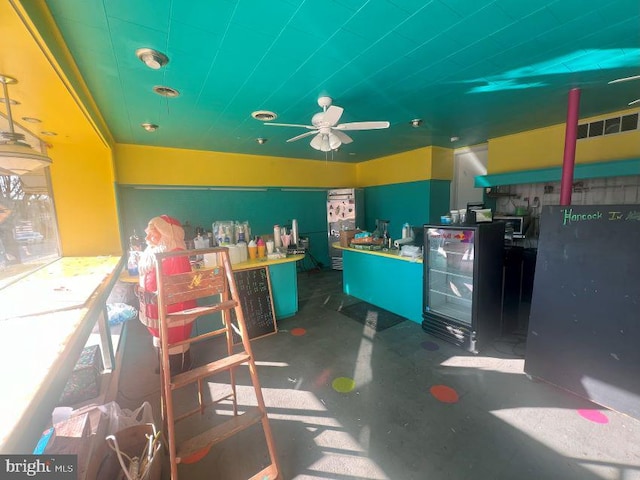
top-left (608, 74), bottom-right (640, 106)
top-left (264, 96), bottom-right (390, 152)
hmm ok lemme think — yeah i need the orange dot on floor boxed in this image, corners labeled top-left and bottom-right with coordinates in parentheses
top-left (291, 327), bottom-right (306, 336)
top-left (181, 445), bottom-right (211, 464)
top-left (430, 384), bottom-right (459, 403)
top-left (332, 377), bottom-right (356, 393)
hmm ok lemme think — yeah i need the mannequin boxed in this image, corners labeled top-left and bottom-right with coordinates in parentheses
top-left (137, 215), bottom-right (195, 374)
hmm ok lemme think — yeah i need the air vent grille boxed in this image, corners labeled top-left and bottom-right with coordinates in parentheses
top-left (578, 112), bottom-right (638, 140)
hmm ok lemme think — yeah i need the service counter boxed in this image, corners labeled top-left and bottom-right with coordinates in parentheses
top-left (335, 244), bottom-right (423, 324)
top-left (120, 254), bottom-right (304, 324)
top-left (0, 256), bottom-right (123, 453)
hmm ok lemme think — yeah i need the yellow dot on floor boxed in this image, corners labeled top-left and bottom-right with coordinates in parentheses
top-left (332, 377), bottom-right (355, 393)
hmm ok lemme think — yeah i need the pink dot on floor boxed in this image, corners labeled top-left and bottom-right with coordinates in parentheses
top-left (430, 385), bottom-right (459, 403)
top-left (291, 328), bottom-right (306, 336)
top-left (578, 409), bottom-right (609, 424)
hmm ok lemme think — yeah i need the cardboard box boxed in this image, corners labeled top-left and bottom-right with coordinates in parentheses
top-left (59, 345), bottom-right (103, 405)
top-left (339, 229), bottom-right (361, 247)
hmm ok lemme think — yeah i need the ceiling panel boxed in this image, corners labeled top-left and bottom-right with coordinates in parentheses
top-left (9, 0), bottom-right (636, 162)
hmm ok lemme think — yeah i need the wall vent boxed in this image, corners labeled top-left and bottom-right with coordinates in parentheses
top-left (577, 112), bottom-right (639, 140)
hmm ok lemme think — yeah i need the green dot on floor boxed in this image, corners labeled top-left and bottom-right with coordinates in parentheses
top-left (332, 377), bottom-right (355, 393)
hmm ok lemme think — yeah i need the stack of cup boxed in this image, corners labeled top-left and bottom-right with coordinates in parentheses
top-left (248, 239), bottom-right (257, 259)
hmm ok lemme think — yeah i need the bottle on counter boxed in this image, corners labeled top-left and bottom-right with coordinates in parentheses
top-left (273, 225), bottom-right (282, 248)
top-left (256, 237), bottom-right (266, 258)
top-left (127, 249), bottom-right (140, 276)
top-left (129, 229), bottom-right (143, 251)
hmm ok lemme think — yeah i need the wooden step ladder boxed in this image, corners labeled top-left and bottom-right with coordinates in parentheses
top-left (153, 247), bottom-right (281, 480)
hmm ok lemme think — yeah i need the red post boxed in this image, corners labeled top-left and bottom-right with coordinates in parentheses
top-left (560, 88), bottom-right (581, 206)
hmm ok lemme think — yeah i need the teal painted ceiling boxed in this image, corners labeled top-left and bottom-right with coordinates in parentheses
top-left (43, 0), bottom-right (640, 162)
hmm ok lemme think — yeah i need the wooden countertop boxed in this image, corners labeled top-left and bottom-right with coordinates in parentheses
top-left (0, 256), bottom-right (123, 453)
top-left (119, 253), bottom-right (305, 283)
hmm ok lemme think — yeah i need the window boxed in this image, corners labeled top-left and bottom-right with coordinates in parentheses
top-left (0, 118), bottom-right (60, 288)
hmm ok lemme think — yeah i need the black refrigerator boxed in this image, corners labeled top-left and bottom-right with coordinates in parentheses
top-left (422, 221), bottom-right (504, 353)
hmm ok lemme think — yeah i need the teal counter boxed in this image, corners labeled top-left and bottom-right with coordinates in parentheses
top-left (195, 254), bottom-right (303, 335)
top-left (337, 245), bottom-right (423, 324)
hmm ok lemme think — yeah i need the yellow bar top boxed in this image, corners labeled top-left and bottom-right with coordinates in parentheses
top-left (0, 256), bottom-right (123, 452)
top-left (333, 243), bottom-right (423, 263)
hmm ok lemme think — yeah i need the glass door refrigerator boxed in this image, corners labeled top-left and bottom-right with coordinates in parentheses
top-left (422, 221), bottom-right (504, 353)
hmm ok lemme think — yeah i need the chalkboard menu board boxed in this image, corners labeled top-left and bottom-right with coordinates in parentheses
top-left (231, 267), bottom-right (277, 342)
top-left (524, 204), bottom-right (640, 419)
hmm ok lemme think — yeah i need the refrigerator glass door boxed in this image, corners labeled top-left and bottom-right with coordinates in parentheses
top-left (426, 228), bottom-right (475, 325)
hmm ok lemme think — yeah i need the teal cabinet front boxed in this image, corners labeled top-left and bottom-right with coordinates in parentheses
top-left (342, 249), bottom-right (423, 323)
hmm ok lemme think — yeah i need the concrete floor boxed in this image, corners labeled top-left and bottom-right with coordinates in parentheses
top-left (115, 268), bottom-right (640, 480)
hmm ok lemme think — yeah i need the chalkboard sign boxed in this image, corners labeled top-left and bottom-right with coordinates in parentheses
top-left (524, 204), bottom-right (640, 419)
top-left (231, 267), bottom-right (277, 342)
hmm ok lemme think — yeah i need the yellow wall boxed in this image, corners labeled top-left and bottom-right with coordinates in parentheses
top-left (356, 147), bottom-right (454, 187)
top-left (115, 144), bottom-right (358, 188)
top-left (50, 143), bottom-right (121, 256)
top-left (2, 1), bottom-right (121, 256)
top-left (488, 108), bottom-right (640, 174)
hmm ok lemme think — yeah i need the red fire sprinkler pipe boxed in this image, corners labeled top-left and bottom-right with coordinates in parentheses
top-left (560, 88), bottom-right (581, 206)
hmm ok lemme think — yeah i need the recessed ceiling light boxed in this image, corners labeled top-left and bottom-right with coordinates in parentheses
top-left (153, 86), bottom-right (180, 98)
top-left (136, 48), bottom-right (169, 70)
top-left (410, 119), bottom-right (423, 128)
top-left (141, 123), bottom-right (159, 132)
top-left (22, 117), bottom-right (41, 123)
top-left (251, 110), bottom-right (278, 121)
top-left (256, 137), bottom-right (267, 144)
top-left (450, 136), bottom-right (459, 142)
top-left (41, 131), bottom-right (57, 136)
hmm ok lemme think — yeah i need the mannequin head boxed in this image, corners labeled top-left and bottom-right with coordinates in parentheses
top-left (139, 215), bottom-right (186, 274)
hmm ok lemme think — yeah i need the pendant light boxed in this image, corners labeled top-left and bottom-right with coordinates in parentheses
top-left (0, 74), bottom-right (52, 176)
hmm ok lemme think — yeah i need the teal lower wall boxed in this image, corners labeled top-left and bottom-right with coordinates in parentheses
top-left (343, 250), bottom-right (423, 323)
top-left (117, 181), bottom-right (451, 267)
top-left (117, 186), bottom-right (330, 267)
top-left (363, 180), bottom-right (451, 237)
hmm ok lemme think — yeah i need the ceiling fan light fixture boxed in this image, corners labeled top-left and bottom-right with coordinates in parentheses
top-left (136, 48), bottom-right (169, 70)
top-left (0, 74), bottom-right (52, 176)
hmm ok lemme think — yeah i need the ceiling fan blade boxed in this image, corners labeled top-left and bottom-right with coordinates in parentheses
top-left (287, 130), bottom-right (319, 142)
top-left (331, 129), bottom-right (353, 144)
top-left (310, 133), bottom-right (324, 151)
top-left (629, 98), bottom-right (640, 106)
top-left (335, 121), bottom-right (390, 131)
top-left (264, 122), bottom-right (315, 129)
top-left (323, 105), bottom-right (344, 126)
top-left (608, 75), bottom-right (640, 84)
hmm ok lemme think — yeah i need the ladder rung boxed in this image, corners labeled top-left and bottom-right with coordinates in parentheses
top-left (248, 463), bottom-right (279, 480)
top-left (170, 352), bottom-right (250, 390)
top-left (165, 299), bottom-right (238, 324)
top-left (176, 406), bottom-right (264, 463)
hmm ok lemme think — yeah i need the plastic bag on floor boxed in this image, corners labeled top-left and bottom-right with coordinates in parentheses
top-left (98, 401), bottom-right (155, 435)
